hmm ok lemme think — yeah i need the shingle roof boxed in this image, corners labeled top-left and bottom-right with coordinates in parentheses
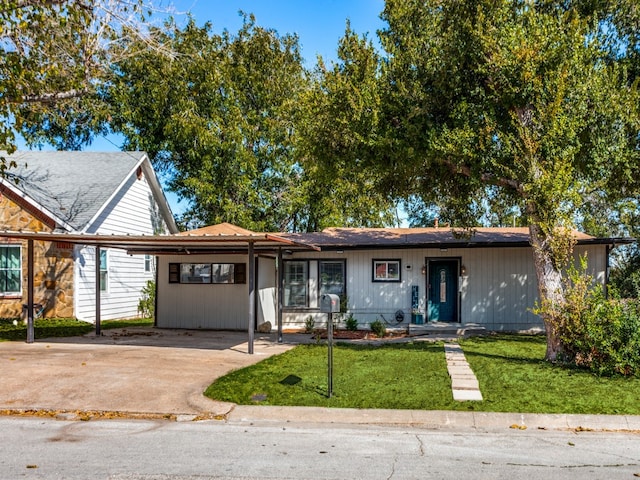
top-left (282, 226), bottom-right (622, 250)
top-left (2, 151), bottom-right (146, 231)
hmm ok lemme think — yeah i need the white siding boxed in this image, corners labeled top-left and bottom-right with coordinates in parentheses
top-left (74, 169), bottom-right (164, 321)
top-left (257, 256), bottom-right (276, 328)
top-left (281, 244), bottom-right (608, 332)
top-left (157, 254), bottom-right (249, 330)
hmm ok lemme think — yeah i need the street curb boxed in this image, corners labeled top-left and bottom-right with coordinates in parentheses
top-left (225, 405), bottom-right (640, 432)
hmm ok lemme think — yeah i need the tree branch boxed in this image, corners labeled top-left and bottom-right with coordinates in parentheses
top-left (13, 87), bottom-right (90, 104)
top-left (442, 157), bottom-right (524, 194)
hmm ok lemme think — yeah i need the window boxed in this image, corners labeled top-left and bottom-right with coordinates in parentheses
top-left (99, 250), bottom-right (108, 291)
top-left (144, 254), bottom-right (153, 273)
top-left (319, 260), bottom-right (345, 298)
top-left (180, 263), bottom-right (211, 283)
top-left (0, 245), bottom-right (21, 294)
top-left (169, 263), bottom-right (246, 284)
top-left (283, 261), bottom-right (308, 307)
top-left (211, 263), bottom-right (234, 283)
top-left (373, 259), bottom-right (401, 282)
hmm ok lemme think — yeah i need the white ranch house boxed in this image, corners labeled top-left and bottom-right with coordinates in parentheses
top-left (153, 223), bottom-right (624, 333)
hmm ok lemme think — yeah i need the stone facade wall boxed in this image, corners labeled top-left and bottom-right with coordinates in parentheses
top-left (0, 190), bottom-right (75, 319)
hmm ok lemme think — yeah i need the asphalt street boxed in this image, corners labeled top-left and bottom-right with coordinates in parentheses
top-left (2, 416), bottom-right (640, 479)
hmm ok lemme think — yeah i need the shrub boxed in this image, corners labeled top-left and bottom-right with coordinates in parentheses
top-left (537, 256), bottom-right (640, 376)
top-left (344, 314), bottom-right (358, 331)
top-left (137, 280), bottom-right (155, 318)
top-left (370, 319), bottom-right (386, 337)
top-left (304, 316), bottom-right (315, 334)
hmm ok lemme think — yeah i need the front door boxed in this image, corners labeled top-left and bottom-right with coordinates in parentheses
top-left (427, 260), bottom-right (459, 322)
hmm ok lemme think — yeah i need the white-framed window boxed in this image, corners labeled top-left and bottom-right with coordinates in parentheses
top-left (373, 259), bottom-right (401, 282)
top-left (0, 245), bottom-right (21, 294)
top-left (99, 249), bottom-right (108, 292)
top-left (144, 254), bottom-right (153, 273)
top-left (283, 261), bottom-right (308, 307)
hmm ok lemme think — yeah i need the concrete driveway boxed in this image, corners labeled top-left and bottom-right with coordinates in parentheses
top-left (0, 328), bottom-right (310, 418)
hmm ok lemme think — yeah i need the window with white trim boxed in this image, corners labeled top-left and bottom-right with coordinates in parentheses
top-left (144, 254), bottom-right (153, 273)
top-left (283, 261), bottom-right (308, 307)
top-left (99, 250), bottom-right (108, 292)
top-left (373, 259), bottom-right (401, 282)
top-left (0, 245), bottom-right (21, 294)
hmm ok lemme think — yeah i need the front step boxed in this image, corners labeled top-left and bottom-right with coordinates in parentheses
top-left (407, 322), bottom-right (486, 337)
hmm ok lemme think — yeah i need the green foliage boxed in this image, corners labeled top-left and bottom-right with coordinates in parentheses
top-left (535, 257), bottom-right (640, 376)
top-left (137, 280), bottom-right (156, 318)
top-left (306, 0), bottom-right (640, 359)
top-left (0, 318), bottom-right (153, 342)
top-left (111, 16), bottom-right (325, 231)
top-left (304, 316), bottom-right (315, 334)
top-left (609, 246), bottom-right (640, 299)
top-left (344, 314), bottom-right (359, 332)
top-left (369, 319), bottom-right (386, 337)
top-left (0, 0), bottom-right (152, 156)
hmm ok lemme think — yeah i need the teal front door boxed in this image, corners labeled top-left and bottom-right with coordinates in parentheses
top-left (427, 260), bottom-right (458, 322)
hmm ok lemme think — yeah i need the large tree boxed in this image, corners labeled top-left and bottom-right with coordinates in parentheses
top-left (109, 15), bottom-right (309, 231)
top-left (0, 0), bottom-right (162, 164)
top-left (311, 1), bottom-right (640, 360)
top-left (111, 15), bottom-right (398, 232)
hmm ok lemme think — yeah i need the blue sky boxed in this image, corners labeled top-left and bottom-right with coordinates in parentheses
top-left (165, 0), bottom-right (385, 65)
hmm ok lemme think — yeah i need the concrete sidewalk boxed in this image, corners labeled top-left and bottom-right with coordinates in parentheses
top-left (1, 328), bottom-right (639, 432)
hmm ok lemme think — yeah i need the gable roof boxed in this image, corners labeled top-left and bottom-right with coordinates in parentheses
top-left (0, 151), bottom-right (177, 233)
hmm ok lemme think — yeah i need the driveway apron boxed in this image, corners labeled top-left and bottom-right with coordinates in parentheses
top-left (0, 329), bottom-right (306, 416)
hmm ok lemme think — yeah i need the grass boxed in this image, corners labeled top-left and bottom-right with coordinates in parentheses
top-left (459, 334), bottom-right (640, 415)
top-left (206, 334), bottom-right (640, 414)
top-left (0, 317), bottom-right (154, 341)
top-left (205, 342), bottom-right (460, 409)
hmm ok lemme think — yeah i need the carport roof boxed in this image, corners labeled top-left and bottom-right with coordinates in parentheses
top-left (0, 229), bottom-right (320, 253)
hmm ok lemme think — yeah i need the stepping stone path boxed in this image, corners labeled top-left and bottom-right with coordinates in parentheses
top-left (444, 343), bottom-right (483, 401)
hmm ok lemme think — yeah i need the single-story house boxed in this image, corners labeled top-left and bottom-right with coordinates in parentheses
top-left (152, 223), bottom-right (629, 333)
top-left (0, 151), bottom-right (178, 321)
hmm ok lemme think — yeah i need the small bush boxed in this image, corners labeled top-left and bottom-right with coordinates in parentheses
top-left (370, 319), bottom-right (386, 337)
top-left (304, 316), bottom-right (315, 334)
top-left (138, 280), bottom-right (155, 318)
top-left (344, 314), bottom-right (358, 331)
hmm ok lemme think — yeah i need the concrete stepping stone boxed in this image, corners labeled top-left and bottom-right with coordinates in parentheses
top-left (444, 342), bottom-right (483, 402)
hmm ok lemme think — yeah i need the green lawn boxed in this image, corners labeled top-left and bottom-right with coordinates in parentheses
top-left (0, 317), bottom-right (154, 341)
top-left (460, 334), bottom-right (640, 415)
top-left (206, 335), bottom-right (640, 414)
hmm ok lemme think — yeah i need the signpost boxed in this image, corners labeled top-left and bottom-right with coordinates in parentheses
top-left (320, 294), bottom-right (340, 398)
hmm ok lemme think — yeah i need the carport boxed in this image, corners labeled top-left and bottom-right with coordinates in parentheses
top-left (0, 228), bottom-right (318, 353)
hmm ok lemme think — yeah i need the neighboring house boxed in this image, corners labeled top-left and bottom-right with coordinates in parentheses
top-left (0, 151), bottom-right (178, 321)
top-left (154, 224), bottom-right (629, 332)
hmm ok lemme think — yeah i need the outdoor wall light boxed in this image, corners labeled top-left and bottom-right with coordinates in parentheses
top-left (421, 265), bottom-right (427, 275)
top-left (461, 265), bottom-right (467, 276)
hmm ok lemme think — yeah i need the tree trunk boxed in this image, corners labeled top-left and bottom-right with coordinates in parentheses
top-left (528, 222), bottom-right (566, 361)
